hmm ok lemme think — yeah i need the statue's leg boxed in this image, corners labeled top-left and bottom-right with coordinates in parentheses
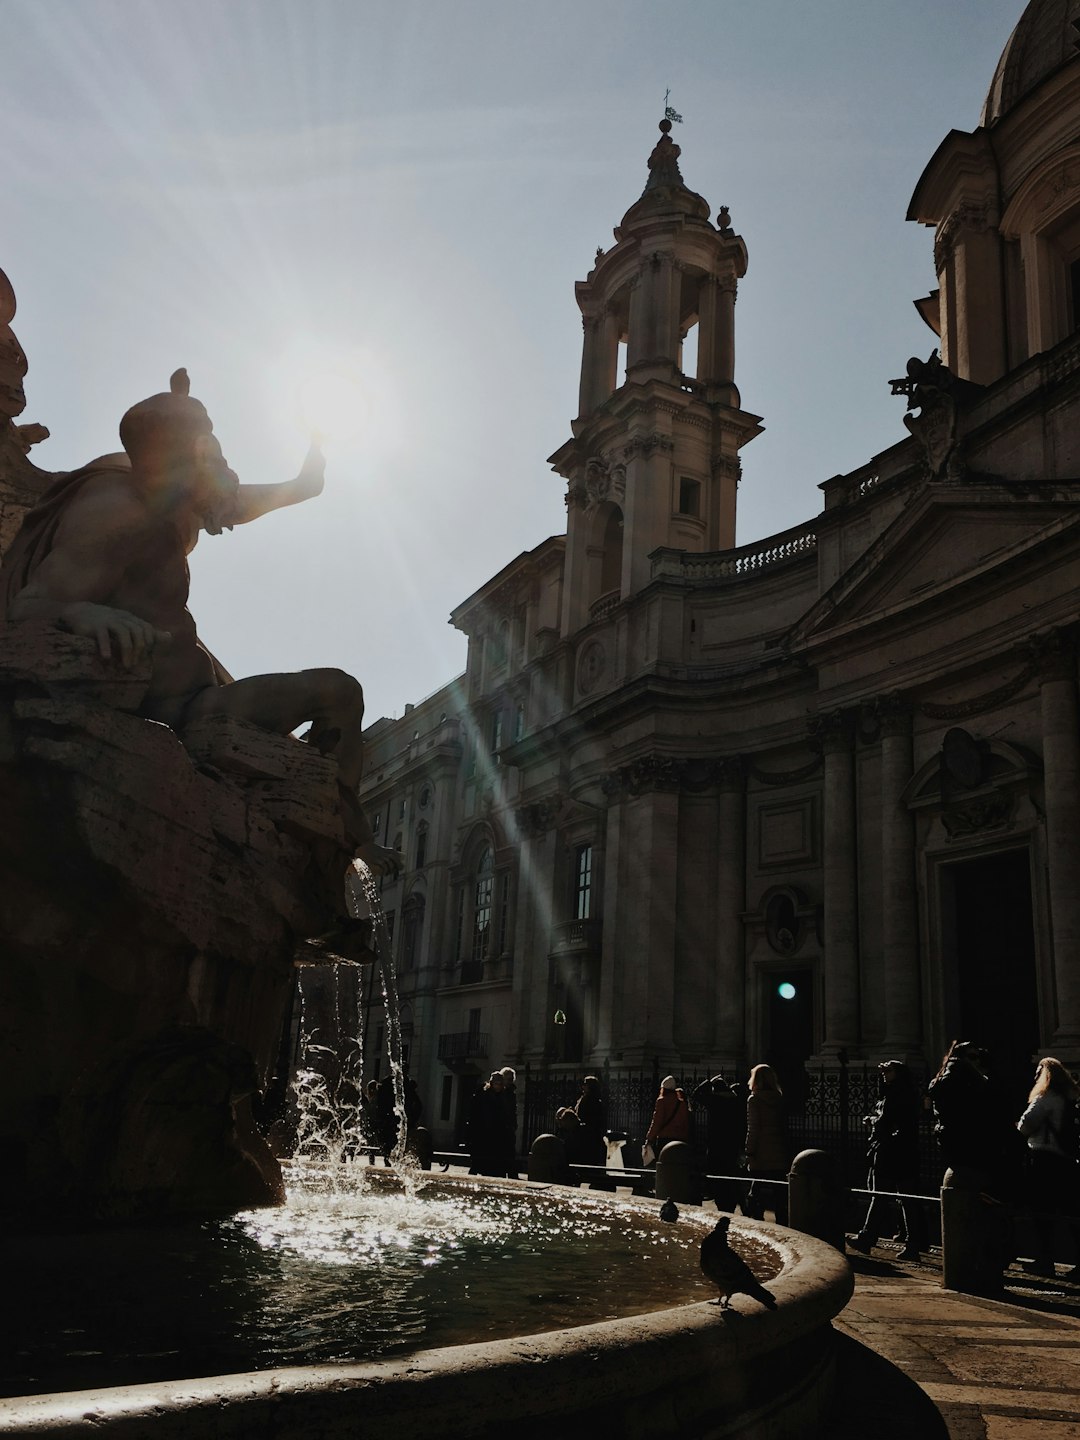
top-left (186, 668), bottom-right (366, 789)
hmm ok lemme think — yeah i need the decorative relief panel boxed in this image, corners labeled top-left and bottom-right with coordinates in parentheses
top-left (756, 796), bottom-right (818, 870)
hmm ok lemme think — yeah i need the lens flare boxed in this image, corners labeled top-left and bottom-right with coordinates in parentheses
top-left (777, 982), bottom-right (797, 1001)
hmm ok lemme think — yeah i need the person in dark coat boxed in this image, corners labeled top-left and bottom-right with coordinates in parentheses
top-left (498, 1066), bottom-right (519, 1177)
top-left (928, 1041), bottom-right (1025, 1202)
top-left (573, 1075), bottom-right (607, 1171)
top-left (849, 1061), bottom-right (928, 1259)
top-left (691, 1073), bottom-right (744, 1211)
top-left (467, 1072), bottom-right (510, 1177)
top-left (645, 1076), bottom-right (690, 1159)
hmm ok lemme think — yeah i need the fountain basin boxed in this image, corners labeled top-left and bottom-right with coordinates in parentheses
top-left (0, 1179), bottom-right (852, 1439)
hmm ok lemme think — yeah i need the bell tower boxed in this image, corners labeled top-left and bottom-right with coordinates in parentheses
top-left (550, 118), bottom-right (763, 637)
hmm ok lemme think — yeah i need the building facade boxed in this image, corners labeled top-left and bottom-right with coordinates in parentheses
top-left (358, 0), bottom-right (1080, 1151)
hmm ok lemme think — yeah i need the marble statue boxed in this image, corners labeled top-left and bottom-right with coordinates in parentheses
top-left (1, 368), bottom-right (399, 877)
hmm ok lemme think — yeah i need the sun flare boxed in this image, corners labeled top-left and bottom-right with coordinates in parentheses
top-left (297, 369), bottom-right (367, 443)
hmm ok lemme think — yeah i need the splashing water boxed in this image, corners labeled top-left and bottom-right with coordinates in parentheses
top-left (288, 861), bottom-right (416, 1195)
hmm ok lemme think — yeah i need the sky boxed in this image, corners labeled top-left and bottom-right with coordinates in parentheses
top-left (3, 0), bottom-right (1028, 721)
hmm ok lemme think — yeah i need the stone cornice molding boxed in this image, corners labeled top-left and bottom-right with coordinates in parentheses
top-left (743, 748), bottom-right (824, 786)
top-left (916, 659), bottom-right (1038, 720)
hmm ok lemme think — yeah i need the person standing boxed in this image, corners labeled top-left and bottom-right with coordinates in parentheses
top-left (467, 1072), bottom-right (509, 1177)
top-left (849, 1061), bottom-right (927, 1260)
top-left (691, 1073), bottom-right (744, 1211)
top-left (498, 1066), bottom-right (519, 1178)
top-left (573, 1075), bottom-right (607, 1171)
top-left (1017, 1057), bottom-right (1080, 1278)
top-left (744, 1064), bottom-right (789, 1224)
top-left (645, 1075), bottom-right (690, 1159)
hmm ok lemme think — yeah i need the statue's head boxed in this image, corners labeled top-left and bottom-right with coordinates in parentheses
top-left (120, 370), bottom-right (238, 532)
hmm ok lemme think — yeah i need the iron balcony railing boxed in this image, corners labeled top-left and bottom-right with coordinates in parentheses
top-left (437, 1031), bottom-right (491, 1061)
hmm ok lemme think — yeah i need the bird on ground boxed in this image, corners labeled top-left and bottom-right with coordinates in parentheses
top-left (660, 1198), bottom-right (679, 1223)
top-left (700, 1217), bottom-right (777, 1311)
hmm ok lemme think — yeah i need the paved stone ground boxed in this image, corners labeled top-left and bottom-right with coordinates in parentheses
top-left (827, 1243), bottom-right (1080, 1438)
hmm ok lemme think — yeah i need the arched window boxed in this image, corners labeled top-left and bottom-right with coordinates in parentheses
top-left (472, 846), bottom-right (494, 961)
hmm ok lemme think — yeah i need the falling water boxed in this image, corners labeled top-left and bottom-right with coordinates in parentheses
top-left (350, 860), bottom-right (411, 1174)
top-left (288, 862), bottom-right (413, 1191)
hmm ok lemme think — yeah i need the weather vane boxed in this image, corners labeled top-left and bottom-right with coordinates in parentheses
top-left (663, 89), bottom-right (683, 124)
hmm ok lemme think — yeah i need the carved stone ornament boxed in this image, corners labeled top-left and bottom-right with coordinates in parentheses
top-left (934, 201), bottom-right (995, 273)
top-left (623, 432), bottom-right (674, 461)
top-left (891, 350), bottom-right (982, 483)
top-left (576, 638), bottom-right (607, 695)
top-left (1034, 159), bottom-right (1080, 220)
top-left (584, 454), bottom-right (626, 512)
top-left (941, 791), bottom-right (1016, 838)
top-left (1028, 628), bottom-right (1077, 684)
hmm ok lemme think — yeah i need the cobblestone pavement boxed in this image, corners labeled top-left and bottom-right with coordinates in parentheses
top-left (830, 1242), bottom-right (1080, 1439)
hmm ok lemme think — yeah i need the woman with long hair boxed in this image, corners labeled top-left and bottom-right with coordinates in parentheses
top-left (744, 1063), bottom-right (789, 1224)
top-left (1017, 1057), bottom-right (1080, 1278)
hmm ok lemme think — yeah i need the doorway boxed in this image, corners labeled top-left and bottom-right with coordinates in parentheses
top-left (940, 847), bottom-right (1039, 1104)
top-left (762, 966), bottom-right (814, 1106)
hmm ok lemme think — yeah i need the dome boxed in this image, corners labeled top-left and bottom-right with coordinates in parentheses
top-left (981, 0), bottom-right (1080, 126)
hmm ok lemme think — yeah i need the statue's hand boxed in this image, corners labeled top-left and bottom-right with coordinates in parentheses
top-left (296, 438), bottom-right (325, 501)
top-left (355, 841), bottom-right (404, 879)
top-left (58, 602), bottom-right (170, 669)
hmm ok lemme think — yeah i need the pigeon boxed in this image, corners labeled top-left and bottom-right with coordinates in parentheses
top-left (700, 1217), bottom-right (777, 1310)
top-left (660, 1198), bottom-right (679, 1223)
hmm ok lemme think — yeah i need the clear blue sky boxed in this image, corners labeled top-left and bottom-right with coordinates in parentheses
top-left (3, 0), bottom-right (1025, 719)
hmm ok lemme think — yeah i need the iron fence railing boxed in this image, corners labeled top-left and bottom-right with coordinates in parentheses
top-left (521, 1057), bottom-right (942, 1194)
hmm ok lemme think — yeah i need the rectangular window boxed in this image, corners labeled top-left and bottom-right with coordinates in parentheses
top-left (440, 1075), bottom-right (453, 1122)
top-left (398, 798), bottom-right (406, 820)
top-left (574, 844), bottom-right (593, 921)
top-left (415, 827), bottom-right (427, 869)
top-left (497, 871), bottom-right (511, 954)
top-left (513, 703), bottom-right (525, 743)
top-left (490, 710), bottom-right (503, 753)
top-left (372, 812), bottom-right (382, 835)
top-left (467, 1008), bottom-right (481, 1039)
top-left (678, 476), bottom-right (701, 517)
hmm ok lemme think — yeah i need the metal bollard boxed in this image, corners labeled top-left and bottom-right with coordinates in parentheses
top-left (941, 1166), bottom-right (1008, 1295)
top-left (655, 1141), bottom-right (702, 1204)
top-left (528, 1133), bottom-right (570, 1185)
top-left (788, 1148), bottom-right (848, 1250)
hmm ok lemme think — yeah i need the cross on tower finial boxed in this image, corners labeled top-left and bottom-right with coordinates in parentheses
top-left (663, 89), bottom-right (683, 125)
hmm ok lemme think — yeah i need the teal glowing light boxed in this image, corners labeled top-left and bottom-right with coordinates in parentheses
top-left (777, 982), bottom-right (797, 1001)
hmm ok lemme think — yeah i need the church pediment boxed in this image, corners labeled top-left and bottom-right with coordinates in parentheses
top-left (788, 486), bottom-right (1080, 655)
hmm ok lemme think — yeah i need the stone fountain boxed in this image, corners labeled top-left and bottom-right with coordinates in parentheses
top-left (0, 265), bottom-right (394, 1222)
top-left (0, 265), bottom-right (853, 1438)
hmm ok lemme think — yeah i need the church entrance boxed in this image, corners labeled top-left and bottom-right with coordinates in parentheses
top-left (762, 966), bottom-right (814, 1107)
top-left (939, 846), bottom-right (1039, 1104)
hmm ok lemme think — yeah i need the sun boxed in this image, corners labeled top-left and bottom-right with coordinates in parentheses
top-left (297, 368), bottom-right (367, 444)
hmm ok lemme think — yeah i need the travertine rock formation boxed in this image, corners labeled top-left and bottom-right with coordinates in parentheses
top-left (0, 624), bottom-right (357, 1219)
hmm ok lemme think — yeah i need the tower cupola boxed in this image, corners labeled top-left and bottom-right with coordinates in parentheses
top-left (551, 117), bottom-right (762, 636)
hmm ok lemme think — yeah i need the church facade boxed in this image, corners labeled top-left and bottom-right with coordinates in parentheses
top-left (357, 0), bottom-right (1080, 1150)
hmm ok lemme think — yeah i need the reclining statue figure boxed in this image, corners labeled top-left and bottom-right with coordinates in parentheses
top-left (0, 368), bottom-right (399, 876)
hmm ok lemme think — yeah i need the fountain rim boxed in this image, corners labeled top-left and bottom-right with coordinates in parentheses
top-left (0, 1182), bottom-right (854, 1438)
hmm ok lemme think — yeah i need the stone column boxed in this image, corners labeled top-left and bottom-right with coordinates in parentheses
top-left (1035, 635), bottom-right (1080, 1051)
top-left (715, 759), bottom-right (747, 1068)
top-left (878, 699), bottom-right (921, 1054)
top-left (715, 277), bottom-right (736, 386)
top-left (818, 713), bottom-right (859, 1053)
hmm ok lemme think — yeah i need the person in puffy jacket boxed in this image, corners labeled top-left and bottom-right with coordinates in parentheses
top-left (645, 1075), bottom-right (690, 1159)
top-left (1017, 1056), bottom-right (1080, 1278)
